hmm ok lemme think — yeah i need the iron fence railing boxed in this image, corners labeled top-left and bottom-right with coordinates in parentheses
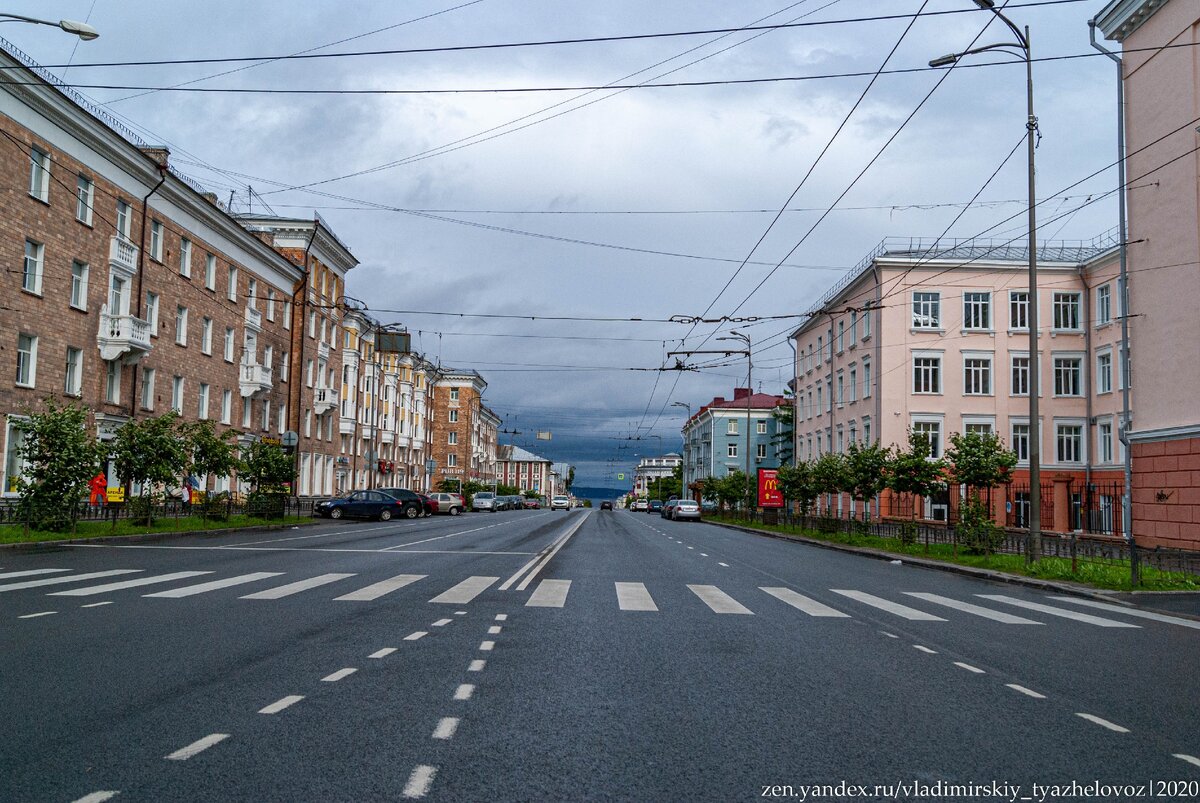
top-left (0, 495), bottom-right (317, 535)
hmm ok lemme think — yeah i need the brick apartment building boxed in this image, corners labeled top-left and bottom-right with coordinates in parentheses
top-left (496, 445), bottom-right (553, 494)
top-left (429, 368), bottom-right (499, 493)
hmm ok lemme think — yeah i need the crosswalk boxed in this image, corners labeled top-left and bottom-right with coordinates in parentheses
top-left (3, 566), bottom-right (1197, 632)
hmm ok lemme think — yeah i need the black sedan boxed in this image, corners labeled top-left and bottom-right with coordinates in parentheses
top-left (315, 490), bottom-right (416, 521)
top-left (600, 500), bottom-right (613, 510)
top-left (377, 487), bottom-right (432, 518)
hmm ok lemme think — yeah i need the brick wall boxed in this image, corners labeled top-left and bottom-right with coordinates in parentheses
top-left (1131, 438), bottom-right (1200, 549)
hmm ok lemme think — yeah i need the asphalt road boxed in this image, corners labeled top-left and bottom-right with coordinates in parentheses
top-left (2, 508), bottom-right (1199, 802)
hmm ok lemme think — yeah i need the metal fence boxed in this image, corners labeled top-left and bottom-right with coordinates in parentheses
top-left (0, 495), bottom-right (317, 534)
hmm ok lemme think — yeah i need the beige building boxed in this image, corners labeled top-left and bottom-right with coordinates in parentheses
top-left (429, 369), bottom-right (499, 492)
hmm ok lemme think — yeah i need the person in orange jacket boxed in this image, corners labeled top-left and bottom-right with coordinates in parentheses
top-left (88, 472), bottom-right (107, 507)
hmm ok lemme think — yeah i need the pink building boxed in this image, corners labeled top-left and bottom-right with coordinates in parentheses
top-left (1097, 0), bottom-right (1200, 550)
top-left (792, 236), bottom-right (1126, 531)
top-left (496, 445), bottom-right (552, 494)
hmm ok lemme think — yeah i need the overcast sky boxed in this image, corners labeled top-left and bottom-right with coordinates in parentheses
top-left (7, 0), bottom-right (1125, 486)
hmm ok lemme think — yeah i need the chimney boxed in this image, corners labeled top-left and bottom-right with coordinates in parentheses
top-left (712, 397), bottom-right (725, 405)
top-left (139, 146), bottom-right (170, 168)
top-left (733, 387), bottom-right (751, 400)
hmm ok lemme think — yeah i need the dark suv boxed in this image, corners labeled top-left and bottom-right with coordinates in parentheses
top-left (377, 487), bottom-right (429, 519)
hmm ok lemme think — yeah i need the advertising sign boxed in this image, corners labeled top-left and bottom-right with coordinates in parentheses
top-left (106, 487), bottom-right (125, 503)
top-left (757, 468), bottom-right (783, 508)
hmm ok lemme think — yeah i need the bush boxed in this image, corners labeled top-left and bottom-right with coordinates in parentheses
top-left (197, 491), bottom-right (231, 522)
top-left (247, 490), bottom-right (288, 520)
top-left (956, 497), bottom-right (1002, 555)
top-left (897, 521), bottom-right (918, 546)
top-left (817, 515), bottom-right (840, 534)
top-left (126, 493), bottom-right (161, 526)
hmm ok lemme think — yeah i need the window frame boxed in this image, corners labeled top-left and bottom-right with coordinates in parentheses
top-left (912, 352), bottom-right (942, 395)
top-left (1055, 420), bottom-right (1085, 464)
top-left (910, 415), bottom-right (944, 459)
top-left (29, 146), bottom-right (50, 202)
top-left (179, 238), bottom-right (192, 278)
top-left (1096, 283), bottom-right (1112, 326)
top-left (962, 352), bottom-right (993, 396)
top-left (64, 347), bottom-right (83, 396)
top-left (15, 333), bottom-right (37, 387)
top-left (141, 367), bottom-right (155, 411)
top-left (962, 290), bottom-right (992, 331)
top-left (175, 306), bottom-right (189, 346)
top-left (1008, 290), bottom-right (1029, 331)
top-left (1052, 292), bottom-right (1082, 332)
top-left (1096, 348), bottom-right (1113, 395)
top-left (75, 175), bottom-right (94, 225)
top-left (149, 220), bottom-right (164, 262)
top-left (911, 291), bottom-right (941, 330)
top-left (1052, 354), bottom-right (1084, 397)
top-left (70, 260), bottom-right (89, 310)
top-left (22, 239), bottom-right (44, 295)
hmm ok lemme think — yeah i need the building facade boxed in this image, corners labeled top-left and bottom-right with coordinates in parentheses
top-left (633, 453), bottom-right (683, 497)
top-left (496, 445), bottom-right (553, 494)
top-left (680, 389), bottom-right (788, 494)
top-left (1098, 0), bottom-right (1200, 550)
top-left (429, 369), bottom-right (499, 492)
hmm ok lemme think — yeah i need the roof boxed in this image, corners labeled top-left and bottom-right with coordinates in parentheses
top-left (704, 393), bottom-right (787, 411)
top-left (498, 445), bottom-right (551, 463)
top-left (1096, 0), bottom-right (1169, 41)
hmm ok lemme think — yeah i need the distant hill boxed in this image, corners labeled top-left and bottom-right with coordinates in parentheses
top-left (571, 486), bottom-right (626, 500)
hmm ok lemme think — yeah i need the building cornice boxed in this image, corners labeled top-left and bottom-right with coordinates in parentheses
top-left (1096, 0), bottom-right (1170, 42)
top-left (1127, 423), bottom-right (1200, 443)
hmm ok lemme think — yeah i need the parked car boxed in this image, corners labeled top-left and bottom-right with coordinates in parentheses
top-left (672, 500), bottom-right (701, 521)
top-left (472, 492), bottom-right (498, 512)
top-left (600, 500), bottom-right (613, 510)
top-left (507, 495), bottom-right (524, 510)
top-left (377, 487), bottom-right (430, 519)
top-left (523, 497), bottom-right (541, 509)
top-left (647, 499), bottom-right (664, 514)
top-left (428, 492), bottom-right (465, 516)
top-left (315, 491), bottom-right (414, 521)
top-left (661, 499), bottom-right (678, 518)
top-left (416, 493), bottom-right (436, 516)
top-left (551, 495), bottom-right (571, 510)
top-left (632, 499), bottom-right (649, 512)
top-left (701, 499), bottom-right (718, 514)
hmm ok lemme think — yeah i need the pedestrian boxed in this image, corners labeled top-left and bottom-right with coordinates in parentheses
top-left (88, 471), bottom-right (107, 507)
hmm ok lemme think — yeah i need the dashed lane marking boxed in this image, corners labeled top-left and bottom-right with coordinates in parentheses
top-left (404, 632), bottom-right (427, 641)
top-left (479, 641), bottom-right (495, 651)
top-left (431, 619), bottom-right (452, 627)
top-left (165, 733), bottom-right (229, 761)
top-left (0, 568), bottom-right (71, 580)
top-left (402, 765), bottom-right (437, 799)
top-left (258, 695), bottom-right (304, 714)
top-left (913, 645), bottom-right (938, 654)
top-left (454, 684), bottom-right (475, 701)
top-left (369, 648), bottom-right (397, 658)
top-left (321, 668), bottom-right (357, 682)
top-left (71, 793), bottom-right (119, 803)
top-left (469, 660), bottom-right (486, 672)
top-left (1075, 713), bottom-right (1130, 733)
top-left (18, 611), bottom-right (57, 619)
top-left (954, 662), bottom-right (985, 674)
top-left (1006, 684), bottom-right (1046, 699)
top-left (433, 717), bottom-right (459, 740)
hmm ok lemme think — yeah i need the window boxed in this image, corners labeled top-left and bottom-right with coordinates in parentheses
top-left (862, 359), bottom-right (871, 398)
top-left (836, 373), bottom-right (844, 405)
top-left (849, 367), bottom-right (857, 402)
top-left (15, 334), bottom-right (36, 387)
top-left (224, 328), bottom-right (235, 362)
top-left (179, 238), bottom-right (191, 277)
top-left (727, 443), bottom-right (738, 458)
top-left (863, 418), bottom-right (871, 446)
top-left (171, 376), bottom-right (184, 413)
top-left (4, 418), bottom-right (28, 494)
top-left (1098, 420), bottom-right (1113, 463)
top-left (29, 146), bottom-right (50, 201)
top-left (757, 443), bottom-right (767, 459)
top-left (175, 306), bottom-right (189, 346)
top-left (448, 432), bottom-right (458, 445)
top-left (1096, 350), bottom-right (1112, 395)
top-left (825, 380), bottom-right (833, 413)
top-left (1053, 356), bottom-right (1082, 397)
top-left (22, 240), bottom-right (43, 294)
top-left (1056, 423), bottom-right (1083, 463)
top-left (816, 385), bottom-right (823, 415)
top-left (149, 221), bottom-right (163, 261)
top-left (756, 419), bottom-right (767, 435)
top-left (198, 383), bottom-right (210, 420)
top-left (308, 311), bottom-right (317, 338)
top-left (913, 355), bottom-right (941, 394)
top-left (1009, 291), bottom-right (1028, 330)
top-left (104, 360), bottom-right (120, 403)
top-left (64, 347), bottom-right (82, 396)
top-left (827, 328), bottom-right (834, 360)
top-left (964, 420), bottom-right (994, 435)
top-left (449, 410), bottom-right (458, 423)
top-left (248, 278), bottom-right (258, 310)
top-left (116, 200), bottom-right (131, 240)
top-left (963, 292), bottom-right (991, 330)
top-left (1096, 284), bottom-right (1112, 326)
top-left (963, 355), bottom-right (992, 395)
top-left (263, 346), bottom-right (273, 372)
top-left (278, 403), bottom-right (287, 434)
top-left (850, 311), bottom-right (858, 343)
top-left (1052, 292), bottom-right (1082, 331)
top-left (1011, 355), bottom-right (1030, 396)
top-left (305, 359), bottom-right (314, 388)
top-left (727, 419), bottom-right (738, 435)
top-left (75, 175), bottom-right (94, 224)
top-left (816, 336), bottom-right (823, 362)
top-left (70, 261), bottom-right (89, 310)
top-left (267, 289), bottom-right (276, 321)
top-left (862, 309), bottom-right (871, 340)
top-left (282, 352), bottom-right (289, 383)
top-left (912, 292), bottom-right (940, 328)
top-left (912, 420), bottom-right (942, 459)
top-left (243, 398), bottom-right (253, 429)
top-left (205, 254), bottom-right (216, 290)
top-left (1010, 422), bottom-right (1030, 463)
top-left (837, 321), bottom-right (845, 353)
top-left (447, 453), bottom-right (457, 467)
top-left (227, 266), bottom-right (240, 302)
top-left (262, 399), bottom-right (270, 431)
top-left (145, 292), bottom-right (158, 333)
top-left (141, 368), bottom-right (155, 410)
top-left (221, 390), bottom-right (232, 424)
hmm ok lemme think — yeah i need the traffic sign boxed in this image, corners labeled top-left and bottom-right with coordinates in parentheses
top-left (281, 430), bottom-right (299, 448)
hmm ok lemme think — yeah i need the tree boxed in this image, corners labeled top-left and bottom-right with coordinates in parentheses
top-left (239, 439), bottom-right (294, 494)
top-left (887, 431), bottom-right (947, 543)
top-left (844, 441), bottom-right (891, 522)
top-left (717, 470), bottom-right (754, 511)
top-left (946, 431), bottom-right (1018, 554)
top-left (13, 399), bottom-right (103, 531)
top-left (776, 461), bottom-right (816, 518)
top-left (647, 464), bottom-right (682, 500)
top-left (811, 452), bottom-right (849, 507)
top-left (181, 420), bottom-right (239, 492)
top-left (111, 412), bottom-right (189, 524)
top-left (770, 394), bottom-right (795, 465)
top-left (565, 466), bottom-right (575, 491)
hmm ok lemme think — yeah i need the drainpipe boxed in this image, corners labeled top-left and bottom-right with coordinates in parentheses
top-left (1080, 267), bottom-right (1093, 500)
top-left (1089, 19), bottom-right (1137, 582)
top-left (290, 219), bottom-right (320, 497)
top-left (127, 164), bottom-right (168, 422)
top-left (787, 335), bottom-right (798, 466)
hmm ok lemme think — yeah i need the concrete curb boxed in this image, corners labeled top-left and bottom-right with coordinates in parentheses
top-left (0, 518), bottom-right (318, 552)
top-left (708, 519), bottom-right (1200, 617)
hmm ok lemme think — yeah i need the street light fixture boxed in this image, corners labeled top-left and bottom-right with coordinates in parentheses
top-left (0, 13), bottom-right (99, 40)
top-left (930, 0), bottom-right (1042, 562)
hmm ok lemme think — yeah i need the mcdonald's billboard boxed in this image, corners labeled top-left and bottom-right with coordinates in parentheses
top-left (757, 468), bottom-right (784, 508)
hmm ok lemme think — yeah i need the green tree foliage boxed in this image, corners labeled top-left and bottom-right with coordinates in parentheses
top-left (717, 470), bottom-right (755, 511)
top-left (181, 420), bottom-right (239, 489)
top-left (111, 412), bottom-right (189, 523)
top-left (14, 399), bottom-right (103, 531)
top-left (946, 431), bottom-right (1017, 554)
top-left (844, 441), bottom-right (891, 521)
top-left (776, 461), bottom-right (816, 517)
top-left (647, 464), bottom-right (683, 500)
top-left (496, 483), bottom-right (521, 496)
top-left (811, 452), bottom-right (849, 498)
top-left (887, 431), bottom-right (947, 538)
top-left (239, 439), bottom-right (295, 494)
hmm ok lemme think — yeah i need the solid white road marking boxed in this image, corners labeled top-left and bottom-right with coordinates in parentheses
top-left (334, 574), bottom-right (426, 601)
top-left (370, 648), bottom-right (397, 658)
top-left (322, 668), bottom-right (357, 682)
top-left (454, 684), bottom-right (475, 701)
top-left (144, 572), bottom-right (283, 598)
top-left (830, 590), bottom-right (946, 621)
top-left (615, 582), bottom-right (658, 612)
top-left (903, 592), bottom-right (1044, 625)
top-left (880, 631), bottom-right (899, 638)
top-left (487, 625), bottom-right (502, 634)
top-left (431, 619), bottom-right (452, 627)
top-left (516, 512), bottom-right (591, 591)
top-left (429, 576), bottom-right (499, 604)
top-left (526, 579), bottom-right (571, 608)
top-left (479, 640), bottom-right (495, 651)
top-left (72, 793), bottom-right (119, 803)
top-left (455, 611), bottom-right (467, 616)
top-left (760, 587), bottom-right (849, 617)
top-left (81, 601), bottom-right (113, 608)
top-left (165, 733), bottom-right (229, 760)
top-left (494, 614), bottom-right (507, 621)
top-left (469, 659), bottom-right (486, 672)
top-left (49, 572), bottom-right (211, 597)
top-left (1006, 684), bottom-right (1046, 699)
top-left (433, 717), bottom-right (460, 740)
top-left (240, 573), bottom-right (356, 600)
top-left (402, 765), bottom-right (437, 799)
top-left (1049, 595), bottom-right (1200, 630)
top-left (954, 662), bottom-right (985, 674)
top-left (258, 695), bottom-right (304, 714)
top-left (687, 584), bottom-right (753, 615)
top-left (1075, 713), bottom-right (1130, 733)
top-left (913, 645), bottom-right (938, 654)
top-left (0, 568), bottom-right (70, 580)
top-left (718, 562), bottom-right (730, 567)
top-left (977, 595), bottom-right (1140, 628)
top-left (1173, 754), bottom-right (1200, 768)
top-left (404, 631), bottom-right (427, 641)
top-left (18, 611), bottom-right (57, 619)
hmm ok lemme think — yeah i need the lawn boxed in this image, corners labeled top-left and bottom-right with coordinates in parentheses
top-left (0, 513), bottom-right (316, 545)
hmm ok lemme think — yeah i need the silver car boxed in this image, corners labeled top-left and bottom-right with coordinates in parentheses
top-left (672, 500), bottom-right (701, 521)
top-left (472, 491), bottom-right (497, 512)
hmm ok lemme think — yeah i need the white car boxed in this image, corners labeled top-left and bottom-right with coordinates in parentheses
top-left (551, 495), bottom-right (571, 510)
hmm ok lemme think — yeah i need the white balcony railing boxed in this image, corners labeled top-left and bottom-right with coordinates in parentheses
top-left (318, 341), bottom-right (330, 362)
top-left (239, 357), bottom-right (272, 397)
top-left (109, 237), bottom-right (138, 276)
top-left (97, 304), bottom-right (152, 362)
top-left (313, 386), bottom-right (337, 415)
top-left (244, 305), bottom-right (263, 332)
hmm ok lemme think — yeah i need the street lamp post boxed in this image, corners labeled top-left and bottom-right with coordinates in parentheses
top-left (671, 401), bottom-right (693, 495)
top-left (720, 330), bottom-right (753, 512)
top-left (930, 0), bottom-right (1042, 562)
top-left (0, 13), bottom-right (98, 39)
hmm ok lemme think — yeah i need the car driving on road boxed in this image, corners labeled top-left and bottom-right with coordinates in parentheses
top-left (551, 495), bottom-right (571, 510)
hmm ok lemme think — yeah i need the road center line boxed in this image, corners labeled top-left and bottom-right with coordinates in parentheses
top-left (404, 632), bottom-right (427, 641)
top-left (469, 659), bottom-right (486, 672)
top-left (258, 695), bottom-right (304, 715)
top-left (913, 645), bottom-right (938, 654)
top-left (370, 648), bottom-right (397, 658)
top-left (402, 765), bottom-right (437, 799)
top-left (494, 614), bottom-right (507, 621)
top-left (479, 640), bottom-right (495, 651)
top-left (433, 717), bottom-right (460, 740)
top-left (454, 684), bottom-right (475, 701)
top-left (487, 625), bottom-right (502, 634)
top-left (1075, 712), bottom-right (1130, 733)
top-left (512, 512), bottom-right (591, 592)
top-left (1006, 684), bottom-right (1046, 699)
top-left (431, 619), bottom-right (452, 627)
top-left (81, 601), bottom-right (113, 608)
top-left (322, 668), bottom-right (357, 682)
top-left (165, 733), bottom-right (229, 761)
top-left (954, 662), bottom-right (985, 674)
top-left (18, 611), bottom-right (57, 619)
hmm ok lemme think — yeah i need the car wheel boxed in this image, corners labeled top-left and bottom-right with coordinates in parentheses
top-left (449, 507), bottom-right (460, 516)
top-left (329, 507), bottom-right (343, 520)
top-left (379, 508), bottom-right (393, 522)
top-left (405, 504), bottom-right (420, 519)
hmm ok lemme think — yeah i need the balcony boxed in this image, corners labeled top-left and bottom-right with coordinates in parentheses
top-left (380, 428), bottom-right (395, 445)
top-left (313, 386), bottom-right (337, 415)
top-left (244, 305), bottom-right (262, 332)
top-left (109, 236), bottom-right (137, 276)
top-left (239, 356), bottom-right (272, 397)
top-left (97, 304), bottom-right (152, 363)
top-left (318, 341), bottom-right (330, 362)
